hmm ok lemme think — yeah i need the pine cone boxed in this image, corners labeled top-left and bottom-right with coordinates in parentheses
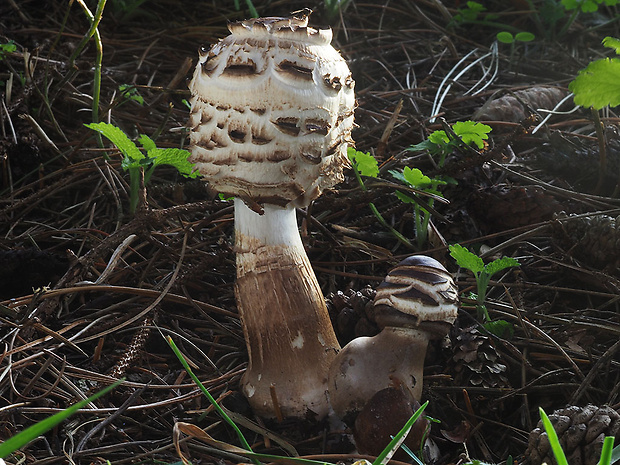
top-left (473, 86), bottom-right (567, 123)
top-left (526, 404), bottom-right (620, 465)
top-left (448, 325), bottom-right (509, 388)
top-left (532, 128), bottom-right (620, 191)
top-left (468, 184), bottom-right (562, 233)
top-left (553, 214), bottom-right (620, 271)
top-left (326, 287), bottom-right (378, 344)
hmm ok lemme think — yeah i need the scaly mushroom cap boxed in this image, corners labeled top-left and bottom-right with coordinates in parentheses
top-left (188, 14), bottom-right (355, 208)
top-left (374, 255), bottom-right (459, 337)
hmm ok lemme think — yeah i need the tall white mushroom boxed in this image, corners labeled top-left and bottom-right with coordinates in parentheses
top-left (327, 256), bottom-right (459, 422)
top-left (188, 13), bottom-right (355, 420)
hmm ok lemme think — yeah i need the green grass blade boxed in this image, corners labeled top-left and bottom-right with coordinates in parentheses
top-left (166, 336), bottom-right (259, 465)
top-left (373, 401), bottom-right (428, 465)
top-left (598, 436), bottom-right (615, 465)
top-left (0, 380), bottom-right (122, 458)
top-left (539, 407), bottom-right (569, 465)
top-left (610, 443), bottom-right (620, 465)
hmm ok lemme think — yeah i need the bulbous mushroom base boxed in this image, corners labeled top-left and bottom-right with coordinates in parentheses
top-left (327, 326), bottom-right (428, 422)
top-left (236, 264), bottom-right (339, 420)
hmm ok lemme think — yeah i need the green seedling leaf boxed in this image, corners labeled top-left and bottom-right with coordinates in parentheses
top-left (452, 121), bottom-right (492, 149)
top-left (483, 319), bottom-right (515, 339)
top-left (373, 401), bottom-right (429, 465)
top-left (0, 41), bottom-right (17, 60)
top-left (146, 148), bottom-right (200, 178)
top-left (119, 84), bottom-right (144, 105)
top-left (515, 31), bottom-right (535, 42)
top-left (540, 407), bottom-right (569, 465)
top-left (570, 36), bottom-right (620, 109)
top-left (563, 0), bottom-right (619, 12)
top-left (570, 57), bottom-right (620, 109)
top-left (484, 256), bottom-right (520, 278)
top-left (0, 380), bottom-right (122, 458)
top-left (454, 1), bottom-right (486, 22)
top-left (85, 122), bottom-right (144, 164)
top-left (428, 130), bottom-right (449, 146)
top-left (449, 243), bottom-right (484, 273)
top-left (138, 133), bottom-right (157, 152)
top-left (603, 36), bottom-right (620, 54)
top-left (402, 167), bottom-right (433, 188)
top-left (348, 148), bottom-right (379, 178)
top-left (408, 139), bottom-right (438, 154)
top-left (497, 31), bottom-right (515, 43)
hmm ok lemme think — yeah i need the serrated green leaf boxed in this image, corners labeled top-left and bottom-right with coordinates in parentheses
top-left (147, 148), bottom-right (200, 178)
top-left (85, 122), bottom-right (144, 163)
top-left (602, 36), bottom-right (620, 54)
top-left (138, 134), bottom-right (157, 152)
top-left (497, 31), bottom-right (515, 44)
top-left (402, 167), bottom-right (432, 188)
top-left (347, 148), bottom-right (379, 178)
top-left (484, 256), bottom-right (520, 277)
top-left (570, 57), bottom-right (620, 108)
top-left (428, 130), bottom-right (449, 146)
top-left (449, 243), bottom-right (484, 273)
top-left (452, 121), bottom-right (492, 149)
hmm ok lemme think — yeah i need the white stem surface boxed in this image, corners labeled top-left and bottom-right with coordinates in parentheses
top-left (233, 198), bottom-right (340, 420)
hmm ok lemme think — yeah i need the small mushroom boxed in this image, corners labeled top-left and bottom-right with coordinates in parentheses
top-left (327, 255), bottom-right (458, 422)
top-left (188, 13), bottom-right (355, 420)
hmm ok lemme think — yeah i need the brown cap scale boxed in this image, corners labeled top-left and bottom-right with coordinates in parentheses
top-left (188, 13), bottom-right (355, 420)
top-left (327, 255), bottom-right (458, 422)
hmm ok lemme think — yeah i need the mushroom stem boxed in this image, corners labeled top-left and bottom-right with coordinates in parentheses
top-left (328, 326), bottom-right (429, 421)
top-left (234, 198), bottom-right (340, 419)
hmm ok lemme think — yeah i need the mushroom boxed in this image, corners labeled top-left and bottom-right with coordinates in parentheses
top-left (187, 13), bottom-right (355, 420)
top-left (327, 255), bottom-right (458, 422)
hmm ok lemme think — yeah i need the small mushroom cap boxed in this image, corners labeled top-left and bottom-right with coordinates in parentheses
top-left (188, 13), bottom-right (355, 208)
top-left (374, 255), bottom-right (458, 337)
